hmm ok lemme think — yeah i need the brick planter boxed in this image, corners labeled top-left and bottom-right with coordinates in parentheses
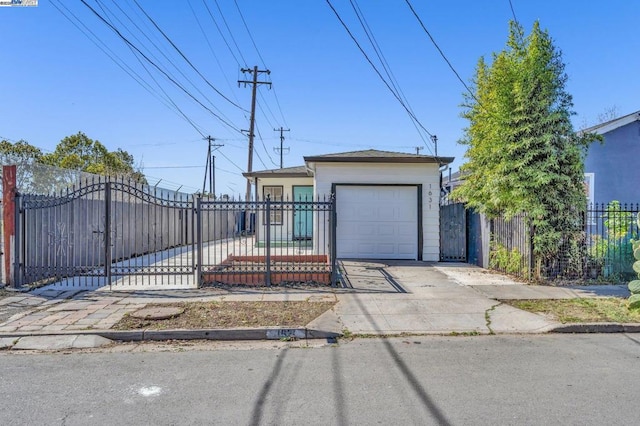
top-left (203, 254), bottom-right (331, 286)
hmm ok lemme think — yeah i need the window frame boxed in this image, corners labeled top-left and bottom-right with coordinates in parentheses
top-left (262, 185), bottom-right (284, 225)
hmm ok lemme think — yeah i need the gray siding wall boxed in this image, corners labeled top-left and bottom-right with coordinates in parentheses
top-left (584, 121), bottom-right (640, 204)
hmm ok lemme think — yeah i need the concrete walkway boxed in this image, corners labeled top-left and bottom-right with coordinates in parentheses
top-left (0, 261), bottom-right (634, 350)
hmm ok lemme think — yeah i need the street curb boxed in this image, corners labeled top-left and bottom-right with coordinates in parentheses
top-left (0, 327), bottom-right (342, 343)
top-left (550, 323), bottom-right (640, 333)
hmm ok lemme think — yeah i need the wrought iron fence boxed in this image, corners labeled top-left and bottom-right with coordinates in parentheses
top-left (489, 213), bottom-right (533, 279)
top-left (14, 179), bottom-right (201, 288)
top-left (578, 202), bottom-right (639, 282)
top-left (488, 202), bottom-right (639, 282)
top-left (198, 195), bottom-right (337, 287)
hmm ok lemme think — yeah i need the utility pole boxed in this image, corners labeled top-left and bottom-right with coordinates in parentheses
top-left (415, 146), bottom-right (423, 155)
top-left (239, 66), bottom-right (271, 200)
top-left (202, 136), bottom-right (223, 196)
top-left (273, 127), bottom-right (290, 169)
top-left (431, 135), bottom-right (438, 156)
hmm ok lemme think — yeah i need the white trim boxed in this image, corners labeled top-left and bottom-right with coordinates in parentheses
top-left (580, 111), bottom-right (640, 135)
top-left (584, 173), bottom-right (595, 206)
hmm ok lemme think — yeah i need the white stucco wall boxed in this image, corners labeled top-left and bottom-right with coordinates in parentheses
top-left (254, 176), bottom-right (314, 242)
top-left (313, 162), bottom-right (440, 261)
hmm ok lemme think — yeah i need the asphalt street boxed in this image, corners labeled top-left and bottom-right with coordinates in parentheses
top-left (1, 334), bottom-right (640, 425)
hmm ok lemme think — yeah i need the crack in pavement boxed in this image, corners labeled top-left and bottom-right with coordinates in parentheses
top-left (485, 302), bottom-right (502, 335)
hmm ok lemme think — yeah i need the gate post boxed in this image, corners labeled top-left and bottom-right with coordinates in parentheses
top-left (265, 196), bottom-right (271, 286)
top-left (196, 196), bottom-right (203, 287)
top-left (104, 182), bottom-right (112, 288)
top-left (12, 192), bottom-right (22, 288)
top-left (330, 194), bottom-right (337, 287)
top-left (3, 165), bottom-right (17, 286)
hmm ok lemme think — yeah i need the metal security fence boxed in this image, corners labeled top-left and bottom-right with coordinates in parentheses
top-left (579, 202), bottom-right (639, 281)
top-left (10, 177), bottom-right (337, 289)
top-left (442, 201), bottom-right (640, 283)
top-left (488, 214), bottom-right (532, 279)
top-left (14, 180), bottom-right (201, 288)
top-left (197, 195), bottom-right (337, 287)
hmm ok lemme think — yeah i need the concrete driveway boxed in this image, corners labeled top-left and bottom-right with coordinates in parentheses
top-left (333, 260), bottom-right (560, 335)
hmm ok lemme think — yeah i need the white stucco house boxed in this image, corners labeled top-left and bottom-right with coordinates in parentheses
top-left (243, 149), bottom-right (454, 262)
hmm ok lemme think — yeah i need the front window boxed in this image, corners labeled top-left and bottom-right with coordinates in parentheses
top-left (263, 185), bottom-right (283, 225)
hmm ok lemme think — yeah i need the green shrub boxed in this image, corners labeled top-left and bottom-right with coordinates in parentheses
top-left (628, 213), bottom-right (640, 310)
top-left (490, 241), bottom-right (525, 276)
top-left (589, 201), bottom-right (636, 279)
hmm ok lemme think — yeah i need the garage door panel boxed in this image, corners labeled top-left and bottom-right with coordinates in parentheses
top-left (378, 243), bottom-right (396, 255)
top-left (398, 207), bottom-right (415, 221)
top-left (398, 244), bottom-right (416, 256)
top-left (358, 224), bottom-right (376, 235)
top-left (378, 224), bottom-right (395, 236)
top-left (337, 186), bottom-right (418, 260)
top-left (398, 224), bottom-right (414, 236)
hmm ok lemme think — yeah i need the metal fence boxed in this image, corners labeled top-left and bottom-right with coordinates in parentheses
top-left (441, 201), bottom-right (639, 283)
top-left (198, 195), bottom-right (337, 287)
top-left (579, 202), bottom-right (639, 282)
top-left (10, 176), bottom-right (337, 288)
top-left (488, 214), bottom-right (533, 280)
top-left (14, 179), bottom-right (203, 288)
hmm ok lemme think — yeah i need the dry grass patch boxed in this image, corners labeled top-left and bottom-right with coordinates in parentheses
top-left (505, 298), bottom-right (640, 323)
top-left (113, 300), bottom-right (336, 330)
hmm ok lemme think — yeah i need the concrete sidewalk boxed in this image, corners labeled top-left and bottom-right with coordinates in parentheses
top-left (0, 261), bottom-right (635, 350)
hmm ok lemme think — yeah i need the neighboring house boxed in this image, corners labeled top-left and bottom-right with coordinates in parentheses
top-left (581, 110), bottom-right (640, 205)
top-left (243, 149), bottom-right (454, 261)
top-left (440, 169), bottom-right (468, 200)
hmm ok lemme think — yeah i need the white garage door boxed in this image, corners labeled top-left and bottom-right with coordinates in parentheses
top-left (336, 186), bottom-right (418, 260)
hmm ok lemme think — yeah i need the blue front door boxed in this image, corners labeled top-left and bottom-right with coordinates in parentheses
top-left (293, 186), bottom-right (314, 240)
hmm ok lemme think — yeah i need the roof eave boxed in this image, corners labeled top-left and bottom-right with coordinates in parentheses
top-left (580, 111), bottom-right (640, 135)
top-left (303, 156), bottom-right (455, 165)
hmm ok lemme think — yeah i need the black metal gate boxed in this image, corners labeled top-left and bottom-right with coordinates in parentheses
top-left (13, 182), bottom-right (338, 289)
top-left (440, 202), bottom-right (467, 261)
top-left (14, 180), bottom-right (196, 288)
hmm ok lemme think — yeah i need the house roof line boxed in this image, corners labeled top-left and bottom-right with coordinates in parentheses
top-left (242, 165), bottom-right (310, 178)
top-left (244, 149), bottom-right (455, 178)
top-left (304, 149), bottom-right (454, 164)
top-left (580, 110), bottom-right (640, 135)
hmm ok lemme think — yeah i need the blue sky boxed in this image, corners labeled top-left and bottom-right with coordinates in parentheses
top-left (1, 1), bottom-right (638, 194)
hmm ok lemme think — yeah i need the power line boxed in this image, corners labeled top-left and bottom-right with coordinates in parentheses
top-left (255, 122), bottom-right (278, 167)
top-left (51, 1), bottom-right (172, 113)
top-left (257, 90), bottom-right (280, 128)
top-left (404, 0), bottom-right (478, 104)
top-left (102, 0), bottom-right (226, 121)
top-left (348, 0), bottom-right (433, 151)
top-left (213, 0), bottom-right (248, 67)
top-left (232, 0), bottom-right (290, 132)
top-left (271, 88), bottom-right (289, 128)
top-left (79, 0), bottom-right (243, 134)
top-left (187, 0), bottom-right (244, 107)
top-left (92, 0), bottom-right (209, 138)
top-left (325, 0), bottom-right (436, 146)
top-left (508, 0), bottom-right (519, 24)
top-left (233, 0), bottom-right (267, 67)
top-left (132, 0), bottom-right (247, 112)
top-left (216, 149), bottom-right (246, 174)
top-left (54, 0), bottom-right (211, 137)
top-left (143, 165), bottom-right (204, 169)
top-left (200, 0), bottom-right (243, 67)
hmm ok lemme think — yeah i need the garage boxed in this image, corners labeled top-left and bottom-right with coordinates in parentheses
top-left (336, 185), bottom-right (419, 260)
top-left (245, 149), bottom-right (454, 262)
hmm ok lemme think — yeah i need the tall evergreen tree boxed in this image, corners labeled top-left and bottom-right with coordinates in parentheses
top-left (454, 21), bottom-right (596, 265)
